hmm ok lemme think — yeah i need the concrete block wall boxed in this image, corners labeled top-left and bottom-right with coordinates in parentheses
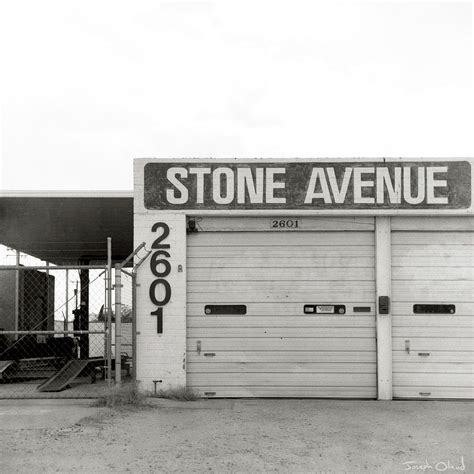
top-left (134, 161), bottom-right (187, 393)
top-left (134, 212), bottom-right (187, 392)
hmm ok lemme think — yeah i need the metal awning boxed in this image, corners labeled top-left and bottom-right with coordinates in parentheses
top-left (0, 192), bottom-right (134, 265)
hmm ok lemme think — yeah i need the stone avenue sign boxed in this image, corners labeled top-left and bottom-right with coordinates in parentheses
top-left (143, 161), bottom-right (471, 211)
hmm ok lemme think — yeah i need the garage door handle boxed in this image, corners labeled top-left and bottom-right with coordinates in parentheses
top-left (204, 353), bottom-right (216, 357)
top-left (418, 352), bottom-right (430, 357)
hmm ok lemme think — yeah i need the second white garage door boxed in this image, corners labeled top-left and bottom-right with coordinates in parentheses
top-left (392, 218), bottom-right (474, 399)
top-left (186, 217), bottom-right (376, 398)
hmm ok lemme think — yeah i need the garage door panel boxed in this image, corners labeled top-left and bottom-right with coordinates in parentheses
top-left (196, 216), bottom-right (375, 232)
top-left (393, 387), bottom-right (474, 399)
top-left (187, 362), bottom-right (376, 373)
top-left (187, 304), bottom-right (375, 317)
top-left (393, 351), bottom-right (474, 364)
top-left (188, 281), bottom-right (375, 302)
top-left (392, 245), bottom-right (473, 258)
top-left (188, 232), bottom-right (374, 247)
top-left (188, 267), bottom-right (375, 281)
top-left (188, 246), bottom-right (375, 258)
top-left (392, 232), bottom-right (474, 245)
top-left (393, 280), bottom-right (474, 293)
top-left (393, 267), bottom-right (474, 281)
top-left (187, 337), bottom-right (376, 352)
top-left (187, 316), bottom-right (375, 327)
top-left (393, 256), bottom-right (474, 267)
top-left (188, 327), bottom-right (375, 338)
top-left (391, 217), bottom-right (474, 232)
top-left (191, 386), bottom-right (377, 398)
top-left (188, 256), bottom-right (375, 268)
top-left (188, 281), bottom-right (374, 292)
top-left (393, 327), bottom-right (472, 338)
top-left (189, 292), bottom-right (375, 303)
top-left (391, 282), bottom-right (473, 301)
top-left (393, 362), bottom-right (474, 374)
top-left (393, 316), bottom-right (473, 327)
top-left (187, 351), bottom-right (376, 363)
top-left (393, 373), bottom-right (473, 387)
top-left (187, 373), bottom-right (375, 387)
top-left (393, 337), bottom-right (473, 351)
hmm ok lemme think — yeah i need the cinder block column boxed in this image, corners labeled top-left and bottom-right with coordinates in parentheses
top-left (134, 212), bottom-right (187, 393)
top-left (375, 216), bottom-right (392, 400)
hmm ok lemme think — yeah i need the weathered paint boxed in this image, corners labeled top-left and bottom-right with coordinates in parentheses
top-left (144, 161), bottom-right (471, 211)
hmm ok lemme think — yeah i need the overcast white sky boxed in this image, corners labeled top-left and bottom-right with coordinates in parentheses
top-left (0, 0), bottom-right (472, 191)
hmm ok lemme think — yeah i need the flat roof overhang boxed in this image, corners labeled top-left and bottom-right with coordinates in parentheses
top-left (0, 192), bottom-right (134, 265)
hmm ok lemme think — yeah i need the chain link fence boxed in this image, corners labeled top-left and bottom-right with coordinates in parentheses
top-left (113, 268), bottom-right (134, 381)
top-left (0, 265), bottom-right (115, 398)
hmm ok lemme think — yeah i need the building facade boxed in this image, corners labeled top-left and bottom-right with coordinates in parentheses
top-left (134, 158), bottom-right (474, 399)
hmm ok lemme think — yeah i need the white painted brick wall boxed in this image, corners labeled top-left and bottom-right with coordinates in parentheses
top-left (134, 160), bottom-right (187, 393)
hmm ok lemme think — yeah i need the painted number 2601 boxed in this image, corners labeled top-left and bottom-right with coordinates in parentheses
top-left (271, 219), bottom-right (300, 229)
top-left (149, 222), bottom-right (171, 333)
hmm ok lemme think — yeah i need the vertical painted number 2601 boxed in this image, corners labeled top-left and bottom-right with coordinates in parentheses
top-left (149, 222), bottom-right (171, 333)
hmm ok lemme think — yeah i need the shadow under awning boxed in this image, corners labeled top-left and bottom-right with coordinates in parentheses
top-left (0, 192), bottom-right (134, 264)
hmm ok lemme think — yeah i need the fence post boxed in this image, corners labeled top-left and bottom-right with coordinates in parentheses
top-left (106, 237), bottom-right (113, 385)
top-left (114, 263), bottom-right (122, 384)
top-left (132, 272), bottom-right (137, 381)
top-left (65, 268), bottom-right (69, 331)
top-left (14, 250), bottom-right (20, 337)
top-left (78, 264), bottom-right (90, 359)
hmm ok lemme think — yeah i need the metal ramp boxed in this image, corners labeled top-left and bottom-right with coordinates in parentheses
top-left (37, 358), bottom-right (102, 392)
top-left (0, 360), bottom-right (14, 380)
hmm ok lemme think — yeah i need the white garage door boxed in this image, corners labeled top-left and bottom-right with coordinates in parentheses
top-left (186, 217), bottom-right (376, 398)
top-left (392, 219), bottom-right (474, 399)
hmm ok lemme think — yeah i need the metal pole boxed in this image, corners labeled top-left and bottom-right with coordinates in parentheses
top-left (78, 262), bottom-right (90, 359)
top-left (107, 238), bottom-right (112, 385)
top-left (103, 268), bottom-right (107, 380)
top-left (0, 330), bottom-right (106, 335)
top-left (132, 272), bottom-right (137, 381)
top-left (46, 261), bottom-right (50, 331)
top-left (65, 269), bottom-right (69, 331)
top-left (74, 281), bottom-right (78, 310)
top-left (120, 242), bottom-right (146, 268)
top-left (14, 250), bottom-right (20, 338)
top-left (115, 263), bottom-right (122, 384)
top-left (0, 265), bottom-right (106, 270)
top-left (128, 243), bottom-right (152, 383)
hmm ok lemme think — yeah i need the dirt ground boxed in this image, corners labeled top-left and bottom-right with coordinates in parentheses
top-left (1, 398), bottom-right (472, 473)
